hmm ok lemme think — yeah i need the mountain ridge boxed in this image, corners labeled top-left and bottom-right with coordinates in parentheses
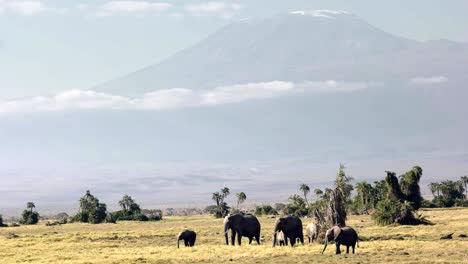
top-left (95, 11), bottom-right (468, 96)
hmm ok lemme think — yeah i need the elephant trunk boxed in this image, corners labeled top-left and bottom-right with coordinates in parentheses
top-left (321, 239), bottom-right (328, 254)
top-left (177, 235), bottom-right (180, 248)
top-left (273, 231), bottom-right (277, 247)
top-left (224, 223), bottom-right (229, 245)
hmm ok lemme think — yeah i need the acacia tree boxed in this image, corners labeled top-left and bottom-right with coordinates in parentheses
top-left (235, 192), bottom-right (247, 211)
top-left (300, 184), bottom-right (310, 206)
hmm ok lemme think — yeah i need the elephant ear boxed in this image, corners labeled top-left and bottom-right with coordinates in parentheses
top-left (332, 226), bottom-right (342, 241)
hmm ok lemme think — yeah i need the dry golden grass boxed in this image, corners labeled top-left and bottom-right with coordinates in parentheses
top-left (1, 208), bottom-right (467, 263)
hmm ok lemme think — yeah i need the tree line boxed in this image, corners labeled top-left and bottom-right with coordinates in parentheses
top-left (0, 191), bottom-right (163, 227)
top-left (208, 165), bottom-right (467, 230)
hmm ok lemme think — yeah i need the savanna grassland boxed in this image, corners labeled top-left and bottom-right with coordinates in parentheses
top-left (0, 208), bottom-right (467, 264)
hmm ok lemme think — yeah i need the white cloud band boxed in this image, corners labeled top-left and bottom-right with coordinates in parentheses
top-left (0, 80), bottom-right (379, 114)
top-left (97, 1), bottom-right (171, 16)
top-left (185, 1), bottom-right (242, 18)
top-left (409, 76), bottom-right (448, 85)
top-left (0, 0), bottom-right (46, 15)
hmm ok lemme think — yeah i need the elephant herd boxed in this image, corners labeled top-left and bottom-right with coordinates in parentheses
top-left (177, 213), bottom-right (359, 255)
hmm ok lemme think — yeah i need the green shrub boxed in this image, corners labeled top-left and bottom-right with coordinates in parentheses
top-left (133, 214), bottom-right (149, 221)
top-left (432, 196), bottom-right (455, 208)
top-left (454, 199), bottom-right (468, 207)
top-left (372, 198), bottom-right (402, 225)
top-left (0, 214), bottom-right (6, 227)
top-left (420, 199), bottom-right (436, 208)
top-left (254, 205), bottom-right (277, 215)
top-left (74, 191), bottom-right (107, 224)
top-left (20, 210), bottom-right (39, 225)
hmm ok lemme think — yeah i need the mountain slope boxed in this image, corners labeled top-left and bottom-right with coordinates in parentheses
top-left (96, 10), bottom-right (468, 95)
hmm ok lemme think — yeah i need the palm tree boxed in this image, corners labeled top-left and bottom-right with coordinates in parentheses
top-left (221, 187), bottom-right (230, 199)
top-left (355, 182), bottom-right (367, 206)
top-left (299, 184), bottom-right (310, 206)
top-left (212, 192), bottom-right (221, 206)
top-left (26, 202), bottom-right (35, 213)
top-left (335, 164), bottom-right (354, 202)
top-left (236, 192), bottom-right (247, 210)
top-left (314, 188), bottom-right (323, 200)
top-left (461, 176), bottom-right (468, 199)
top-left (119, 195), bottom-right (129, 211)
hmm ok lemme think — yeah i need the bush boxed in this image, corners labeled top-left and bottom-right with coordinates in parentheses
top-left (142, 209), bottom-right (163, 221)
top-left (20, 210), bottom-right (39, 225)
top-left (454, 199), bottom-right (468, 207)
top-left (254, 205), bottom-right (277, 216)
top-left (74, 191), bottom-right (107, 224)
top-left (0, 214), bottom-right (6, 227)
top-left (372, 198), bottom-right (403, 226)
top-left (133, 214), bottom-right (149, 221)
top-left (105, 213), bottom-right (117, 224)
top-left (432, 196), bottom-right (455, 208)
top-left (372, 199), bottom-right (431, 226)
top-left (420, 199), bottom-right (436, 208)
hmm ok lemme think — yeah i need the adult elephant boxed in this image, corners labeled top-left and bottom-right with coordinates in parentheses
top-left (224, 214), bottom-right (261, 246)
top-left (321, 226), bottom-right (358, 254)
top-left (177, 229), bottom-right (197, 248)
top-left (273, 215), bottom-right (304, 247)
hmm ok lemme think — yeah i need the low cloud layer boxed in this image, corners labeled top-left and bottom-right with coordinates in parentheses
top-left (97, 1), bottom-right (171, 16)
top-left (185, 2), bottom-right (242, 18)
top-left (409, 76), bottom-right (448, 85)
top-left (0, 80), bottom-right (379, 114)
top-left (0, 0), bottom-right (46, 15)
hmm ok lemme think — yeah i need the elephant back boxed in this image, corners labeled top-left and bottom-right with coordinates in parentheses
top-left (243, 214), bottom-right (261, 233)
top-left (338, 227), bottom-right (358, 244)
top-left (282, 216), bottom-right (303, 233)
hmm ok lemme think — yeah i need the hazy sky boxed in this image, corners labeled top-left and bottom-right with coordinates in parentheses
top-left (1, 0), bottom-right (468, 98)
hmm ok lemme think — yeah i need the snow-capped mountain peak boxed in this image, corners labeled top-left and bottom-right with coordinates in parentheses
top-left (289, 10), bottom-right (351, 18)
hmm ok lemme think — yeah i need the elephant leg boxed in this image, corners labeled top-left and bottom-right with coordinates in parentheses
top-left (284, 236), bottom-right (288, 246)
top-left (300, 235), bottom-right (304, 245)
top-left (255, 234), bottom-right (261, 245)
top-left (248, 237), bottom-right (253, 245)
top-left (237, 232), bottom-right (242, 246)
top-left (335, 243), bottom-right (341, 254)
top-left (352, 243), bottom-right (356, 254)
top-left (308, 236), bottom-right (311, 243)
top-left (346, 245), bottom-right (350, 254)
top-left (290, 236), bottom-right (295, 247)
top-left (231, 231), bottom-right (236, 246)
top-left (185, 240), bottom-right (189, 247)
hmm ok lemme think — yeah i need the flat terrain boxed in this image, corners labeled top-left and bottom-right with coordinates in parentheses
top-left (0, 208), bottom-right (467, 263)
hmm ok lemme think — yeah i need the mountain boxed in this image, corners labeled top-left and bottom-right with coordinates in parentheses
top-left (2, 11), bottom-right (468, 210)
top-left (96, 10), bottom-right (468, 95)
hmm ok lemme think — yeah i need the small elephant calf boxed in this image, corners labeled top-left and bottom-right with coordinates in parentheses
top-left (306, 223), bottom-right (319, 243)
top-left (275, 231), bottom-right (286, 246)
top-left (177, 229), bottom-right (197, 248)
